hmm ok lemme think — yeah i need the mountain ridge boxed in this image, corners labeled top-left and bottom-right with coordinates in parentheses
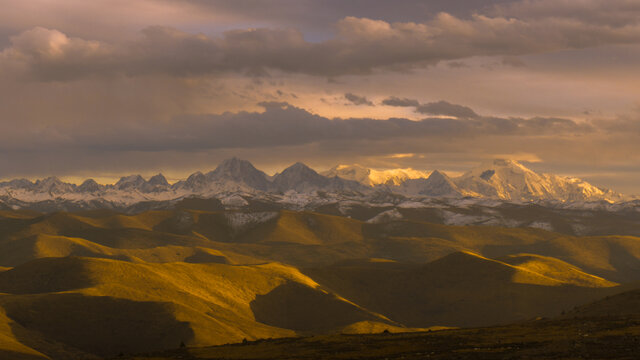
top-left (0, 158), bottom-right (629, 212)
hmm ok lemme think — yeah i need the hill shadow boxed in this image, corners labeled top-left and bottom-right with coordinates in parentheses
top-left (183, 250), bottom-right (229, 264)
top-left (250, 281), bottom-right (383, 332)
top-left (4, 293), bottom-right (194, 358)
top-left (0, 257), bottom-right (94, 294)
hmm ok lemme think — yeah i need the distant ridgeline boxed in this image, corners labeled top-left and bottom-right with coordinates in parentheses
top-left (0, 158), bottom-right (633, 215)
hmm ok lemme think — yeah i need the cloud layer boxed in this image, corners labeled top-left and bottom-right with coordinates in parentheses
top-left (3, 4), bottom-right (640, 80)
top-left (0, 101), bottom-right (596, 153)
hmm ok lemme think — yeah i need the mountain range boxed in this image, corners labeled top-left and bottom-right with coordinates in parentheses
top-left (0, 159), bottom-right (638, 359)
top-left (0, 158), bottom-right (628, 212)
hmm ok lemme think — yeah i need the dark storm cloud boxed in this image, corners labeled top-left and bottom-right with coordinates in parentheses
top-left (381, 97), bottom-right (420, 107)
top-left (381, 98), bottom-right (479, 119)
top-left (4, 4), bottom-right (640, 81)
top-left (416, 101), bottom-right (479, 118)
top-left (1, 102), bottom-right (592, 154)
top-left (344, 93), bottom-right (373, 106)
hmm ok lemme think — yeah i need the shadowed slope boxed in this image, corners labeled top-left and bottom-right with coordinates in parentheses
top-left (0, 257), bottom-right (93, 294)
top-left (304, 253), bottom-right (624, 328)
top-left (566, 287), bottom-right (640, 318)
top-left (250, 281), bottom-right (390, 332)
top-left (0, 309), bottom-right (49, 360)
top-left (2, 294), bottom-right (193, 358)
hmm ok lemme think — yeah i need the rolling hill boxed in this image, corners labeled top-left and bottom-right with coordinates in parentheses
top-left (0, 207), bottom-right (639, 358)
top-left (0, 256), bottom-right (394, 359)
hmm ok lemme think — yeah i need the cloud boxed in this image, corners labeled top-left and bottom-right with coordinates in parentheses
top-left (344, 92), bottom-right (373, 106)
top-left (501, 56), bottom-right (526, 67)
top-left (492, 152), bottom-right (542, 163)
top-left (381, 96), bottom-right (420, 107)
top-left (4, 6), bottom-right (640, 81)
top-left (0, 98), bottom-right (636, 192)
top-left (388, 153), bottom-right (417, 159)
top-left (446, 61), bottom-right (469, 68)
top-left (491, 0), bottom-right (640, 27)
top-left (0, 27), bottom-right (112, 81)
top-left (0, 102), bottom-right (593, 154)
top-left (161, 0), bottom-right (504, 29)
top-left (416, 101), bottom-right (479, 118)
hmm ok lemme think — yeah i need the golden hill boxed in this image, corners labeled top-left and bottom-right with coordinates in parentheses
top-left (3, 209), bottom-right (640, 279)
top-left (0, 256), bottom-right (393, 359)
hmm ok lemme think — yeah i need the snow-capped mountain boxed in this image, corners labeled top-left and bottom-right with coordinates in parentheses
top-left (174, 172), bottom-right (208, 192)
top-left (453, 159), bottom-right (623, 202)
top-left (321, 165), bottom-right (429, 186)
top-left (113, 174), bottom-right (171, 193)
top-left (0, 158), bottom-right (629, 212)
top-left (77, 179), bottom-right (103, 193)
top-left (273, 162), bottom-right (366, 193)
top-left (115, 175), bottom-right (147, 191)
top-left (34, 177), bottom-right (77, 194)
top-left (400, 170), bottom-right (468, 197)
top-left (206, 157), bottom-right (270, 191)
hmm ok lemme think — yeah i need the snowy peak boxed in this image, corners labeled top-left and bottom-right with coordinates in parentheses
top-left (322, 165), bottom-right (429, 186)
top-left (34, 177), bottom-right (76, 194)
top-left (454, 159), bottom-right (621, 202)
top-left (428, 170), bottom-right (448, 181)
top-left (140, 174), bottom-right (170, 193)
top-left (115, 175), bottom-right (146, 190)
top-left (148, 174), bottom-right (169, 187)
top-left (207, 157), bottom-right (270, 190)
top-left (273, 162), bottom-right (366, 193)
top-left (177, 171), bottom-right (208, 191)
top-left (273, 162), bottom-right (328, 192)
top-left (322, 165), bottom-right (371, 185)
top-left (0, 178), bottom-right (34, 190)
top-left (77, 179), bottom-right (103, 193)
top-left (425, 170), bottom-right (458, 192)
top-left (400, 170), bottom-right (464, 197)
top-left (456, 159), bottom-right (554, 200)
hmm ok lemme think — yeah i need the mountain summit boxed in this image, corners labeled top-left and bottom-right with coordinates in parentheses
top-left (273, 162), bottom-right (331, 192)
top-left (397, 170), bottom-right (465, 197)
top-left (322, 165), bottom-right (429, 186)
top-left (273, 163), bottom-right (366, 193)
top-left (454, 159), bottom-right (621, 202)
top-left (207, 157), bottom-right (270, 191)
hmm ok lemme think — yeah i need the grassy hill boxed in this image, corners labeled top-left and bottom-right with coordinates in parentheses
top-left (304, 252), bottom-right (622, 328)
top-left (0, 208), bottom-right (639, 358)
top-left (0, 256), bottom-right (395, 359)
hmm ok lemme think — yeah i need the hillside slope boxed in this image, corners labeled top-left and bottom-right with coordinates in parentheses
top-left (0, 256), bottom-right (391, 358)
top-left (304, 252), bottom-right (622, 328)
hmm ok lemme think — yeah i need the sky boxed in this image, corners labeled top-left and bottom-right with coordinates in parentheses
top-left (0, 0), bottom-right (639, 193)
